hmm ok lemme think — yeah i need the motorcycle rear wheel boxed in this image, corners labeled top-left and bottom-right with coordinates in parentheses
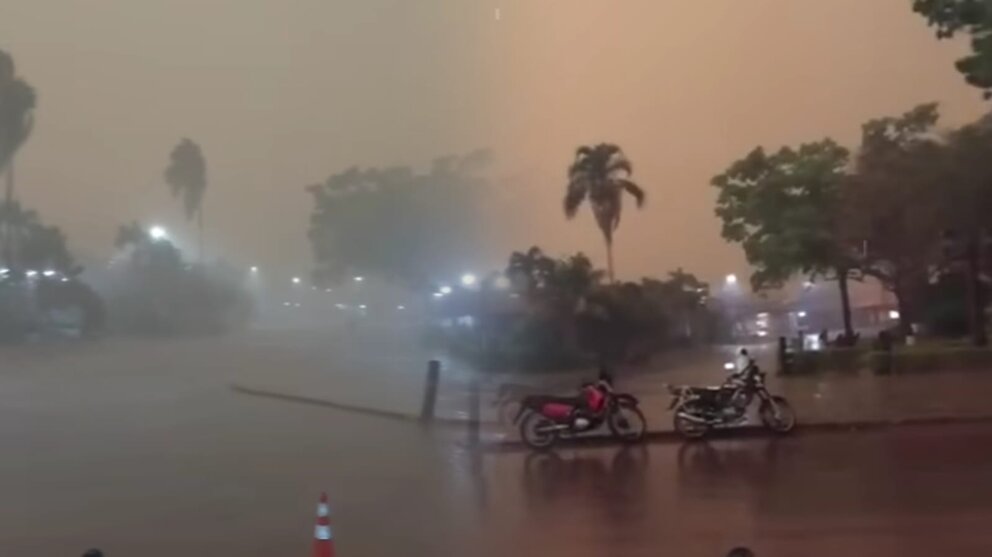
top-left (520, 411), bottom-right (558, 450)
top-left (760, 395), bottom-right (796, 434)
top-left (673, 406), bottom-right (710, 440)
top-left (608, 404), bottom-right (647, 444)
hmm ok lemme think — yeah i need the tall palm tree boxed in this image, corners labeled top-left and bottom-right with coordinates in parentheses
top-left (564, 143), bottom-right (646, 282)
top-left (0, 49), bottom-right (36, 265)
top-left (164, 138), bottom-right (207, 259)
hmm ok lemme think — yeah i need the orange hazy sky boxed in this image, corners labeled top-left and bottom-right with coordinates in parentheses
top-left (0, 0), bottom-right (986, 284)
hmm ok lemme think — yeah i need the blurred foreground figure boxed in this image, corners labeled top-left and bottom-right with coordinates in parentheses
top-left (726, 547), bottom-right (755, 557)
top-left (82, 550), bottom-right (104, 557)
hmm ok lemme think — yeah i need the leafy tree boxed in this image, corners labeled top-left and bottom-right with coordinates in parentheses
top-left (564, 143), bottom-right (646, 282)
top-left (507, 246), bottom-right (557, 294)
top-left (0, 199), bottom-right (37, 265)
top-left (846, 103), bottom-right (946, 334)
top-left (114, 221), bottom-right (149, 251)
top-left (164, 138), bottom-right (207, 258)
top-left (307, 151), bottom-right (489, 286)
top-left (0, 49), bottom-right (36, 264)
top-left (938, 111), bottom-right (992, 344)
top-left (712, 139), bottom-right (859, 338)
top-left (19, 222), bottom-right (76, 274)
top-left (912, 0), bottom-right (992, 97)
top-left (641, 268), bottom-right (710, 342)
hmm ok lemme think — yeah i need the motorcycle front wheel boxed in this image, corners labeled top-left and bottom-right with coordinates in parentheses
top-left (608, 404), bottom-right (647, 444)
top-left (759, 395), bottom-right (796, 434)
top-left (520, 411), bottom-right (558, 450)
top-left (673, 405), bottom-right (710, 440)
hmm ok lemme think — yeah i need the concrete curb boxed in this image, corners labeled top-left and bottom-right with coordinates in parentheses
top-left (484, 414), bottom-right (992, 452)
top-left (231, 383), bottom-right (992, 450)
top-left (229, 384), bottom-right (474, 427)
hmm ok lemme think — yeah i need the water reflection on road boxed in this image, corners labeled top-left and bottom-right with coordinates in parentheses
top-left (446, 425), bottom-right (992, 557)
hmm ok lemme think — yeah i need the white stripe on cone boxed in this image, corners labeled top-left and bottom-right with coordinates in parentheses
top-left (317, 503), bottom-right (329, 517)
top-left (315, 524), bottom-right (333, 540)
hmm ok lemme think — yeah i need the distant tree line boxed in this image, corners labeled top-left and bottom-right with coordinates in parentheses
top-left (429, 246), bottom-right (718, 370)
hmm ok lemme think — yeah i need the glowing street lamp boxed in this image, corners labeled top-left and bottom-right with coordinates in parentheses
top-left (353, 276), bottom-right (364, 283)
top-left (460, 273), bottom-right (477, 287)
top-left (292, 277), bottom-right (302, 285)
top-left (148, 226), bottom-right (168, 241)
top-left (25, 270), bottom-right (38, 278)
top-left (42, 269), bottom-right (56, 277)
top-left (249, 266), bottom-right (259, 273)
top-left (725, 274), bottom-right (738, 286)
top-left (439, 285), bottom-right (453, 295)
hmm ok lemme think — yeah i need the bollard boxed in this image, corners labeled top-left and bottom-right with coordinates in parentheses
top-left (467, 378), bottom-right (481, 447)
top-left (421, 360), bottom-right (441, 422)
top-left (777, 336), bottom-right (791, 375)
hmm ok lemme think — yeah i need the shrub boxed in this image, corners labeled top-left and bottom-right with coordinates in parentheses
top-left (868, 345), bottom-right (992, 374)
top-left (784, 348), bottom-right (865, 375)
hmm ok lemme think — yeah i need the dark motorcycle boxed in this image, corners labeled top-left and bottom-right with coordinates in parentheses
top-left (515, 375), bottom-right (647, 450)
top-left (667, 356), bottom-right (796, 439)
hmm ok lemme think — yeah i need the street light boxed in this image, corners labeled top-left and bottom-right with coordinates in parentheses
top-left (439, 285), bottom-right (453, 295)
top-left (25, 270), bottom-right (38, 278)
top-left (42, 269), bottom-right (56, 277)
top-left (250, 266), bottom-right (259, 273)
top-left (397, 305), bottom-right (406, 310)
top-left (725, 274), bottom-right (738, 286)
top-left (353, 276), bottom-right (364, 283)
top-left (461, 273), bottom-right (477, 287)
top-left (292, 277), bottom-right (301, 285)
top-left (148, 226), bottom-right (168, 241)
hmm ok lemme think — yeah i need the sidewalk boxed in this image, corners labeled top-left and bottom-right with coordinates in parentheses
top-left (230, 335), bottom-right (992, 439)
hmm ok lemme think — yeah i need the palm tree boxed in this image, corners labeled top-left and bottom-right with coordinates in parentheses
top-left (564, 143), bottom-right (646, 282)
top-left (0, 49), bottom-right (36, 265)
top-left (164, 138), bottom-right (207, 259)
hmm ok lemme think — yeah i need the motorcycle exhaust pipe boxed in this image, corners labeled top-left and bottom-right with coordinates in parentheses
top-left (676, 412), bottom-right (712, 425)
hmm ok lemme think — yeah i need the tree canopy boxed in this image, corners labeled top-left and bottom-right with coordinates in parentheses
top-left (564, 143), bottom-right (646, 281)
top-left (912, 0), bottom-right (992, 97)
top-left (164, 138), bottom-right (207, 221)
top-left (712, 139), bottom-right (853, 290)
top-left (0, 49), bottom-right (35, 182)
top-left (307, 150), bottom-right (490, 286)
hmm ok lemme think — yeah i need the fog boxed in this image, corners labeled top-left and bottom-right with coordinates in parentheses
top-left (1, 0), bottom-right (986, 283)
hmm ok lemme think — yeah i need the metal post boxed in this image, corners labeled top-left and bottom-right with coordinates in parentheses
top-left (420, 360), bottom-right (441, 422)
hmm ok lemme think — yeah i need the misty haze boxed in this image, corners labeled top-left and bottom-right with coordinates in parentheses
top-left (4, 1), bottom-right (992, 556)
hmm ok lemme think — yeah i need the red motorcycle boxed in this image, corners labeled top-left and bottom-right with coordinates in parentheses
top-left (514, 374), bottom-right (647, 450)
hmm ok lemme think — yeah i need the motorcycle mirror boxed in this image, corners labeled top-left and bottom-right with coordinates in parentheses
top-left (723, 362), bottom-right (736, 371)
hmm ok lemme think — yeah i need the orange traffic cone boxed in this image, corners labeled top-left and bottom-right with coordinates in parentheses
top-left (312, 492), bottom-right (335, 557)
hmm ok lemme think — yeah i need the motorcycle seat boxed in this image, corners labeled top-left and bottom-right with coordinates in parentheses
top-left (522, 394), bottom-right (584, 408)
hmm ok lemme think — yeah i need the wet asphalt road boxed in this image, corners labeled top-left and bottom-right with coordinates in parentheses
top-left (2, 332), bottom-right (992, 556)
